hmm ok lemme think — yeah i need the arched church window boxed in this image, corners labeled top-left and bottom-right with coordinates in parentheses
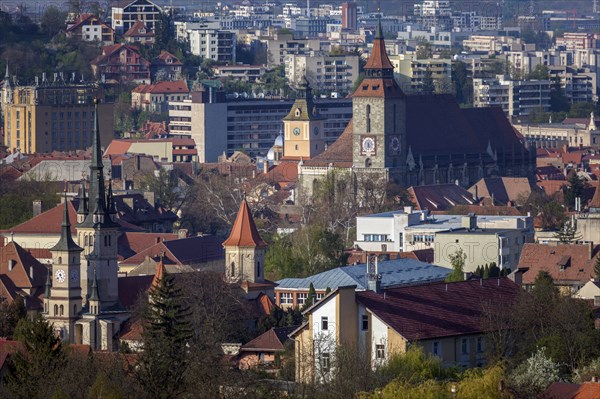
top-left (366, 105), bottom-right (371, 133)
top-left (84, 235), bottom-right (88, 246)
top-left (365, 158), bottom-right (372, 168)
top-left (59, 305), bottom-right (64, 316)
top-left (54, 305), bottom-right (58, 315)
top-left (230, 262), bottom-right (235, 278)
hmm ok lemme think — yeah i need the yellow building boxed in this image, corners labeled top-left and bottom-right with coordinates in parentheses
top-left (1, 72), bottom-right (113, 154)
top-left (282, 80), bottom-right (325, 160)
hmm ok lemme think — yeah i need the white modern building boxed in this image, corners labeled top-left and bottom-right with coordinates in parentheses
top-left (189, 28), bottom-right (236, 62)
top-left (285, 52), bottom-right (360, 94)
top-left (473, 75), bottom-right (551, 117)
top-left (111, 0), bottom-right (162, 34)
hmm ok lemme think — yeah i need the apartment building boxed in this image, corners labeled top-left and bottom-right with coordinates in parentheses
top-left (285, 53), bottom-right (359, 94)
top-left (91, 44), bottom-right (151, 84)
top-left (1, 77), bottom-right (113, 153)
top-left (131, 80), bottom-right (190, 113)
top-left (168, 91), bottom-right (352, 161)
top-left (266, 33), bottom-right (324, 66)
top-left (111, 0), bottom-right (162, 35)
top-left (547, 66), bottom-right (598, 104)
top-left (556, 33), bottom-right (596, 51)
top-left (189, 28), bottom-right (236, 62)
top-left (473, 75), bottom-right (551, 117)
top-left (105, 138), bottom-right (198, 163)
top-left (65, 14), bottom-right (114, 44)
top-left (390, 56), bottom-right (452, 93)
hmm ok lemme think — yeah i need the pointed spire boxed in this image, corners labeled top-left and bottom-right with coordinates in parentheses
top-left (223, 199), bottom-right (267, 247)
top-left (363, 16), bottom-right (394, 76)
top-left (91, 98), bottom-right (103, 173)
top-left (107, 179), bottom-right (117, 217)
top-left (77, 179), bottom-right (88, 215)
top-left (89, 267), bottom-right (100, 302)
top-left (44, 268), bottom-right (52, 299)
top-left (50, 191), bottom-right (83, 252)
top-left (375, 15), bottom-right (383, 40)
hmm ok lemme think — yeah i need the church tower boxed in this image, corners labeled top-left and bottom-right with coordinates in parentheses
top-left (45, 192), bottom-right (84, 342)
top-left (282, 78), bottom-right (326, 159)
top-left (76, 99), bottom-right (120, 308)
top-left (352, 19), bottom-right (406, 175)
top-left (222, 199), bottom-right (267, 284)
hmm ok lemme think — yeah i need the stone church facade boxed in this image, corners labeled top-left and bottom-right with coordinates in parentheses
top-left (295, 21), bottom-right (535, 200)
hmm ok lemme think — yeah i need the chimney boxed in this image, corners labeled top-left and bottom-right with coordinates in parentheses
top-left (32, 200), bottom-right (42, 217)
top-left (403, 206), bottom-right (413, 214)
top-left (178, 229), bottom-right (188, 239)
top-left (367, 254), bottom-right (382, 293)
top-left (461, 213), bottom-right (477, 230)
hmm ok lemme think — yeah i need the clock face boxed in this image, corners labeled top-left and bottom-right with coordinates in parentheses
top-left (293, 127), bottom-right (301, 136)
top-left (70, 270), bottom-right (79, 282)
top-left (390, 136), bottom-right (401, 152)
top-left (362, 137), bottom-right (376, 154)
top-left (314, 126), bottom-right (319, 136)
top-left (55, 269), bottom-right (66, 283)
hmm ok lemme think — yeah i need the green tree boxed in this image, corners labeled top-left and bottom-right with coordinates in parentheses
top-left (5, 315), bottom-right (66, 399)
top-left (553, 218), bottom-right (582, 244)
top-left (421, 69), bottom-right (435, 95)
top-left (563, 173), bottom-right (587, 210)
top-left (550, 77), bottom-right (570, 113)
top-left (568, 102), bottom-right (597, 118)
top-left (451, 61), bottom-right (472, 105)
top-left (0, 296), bottom-right (27, 338)
top-left (508, 347), bottom-right (560, 398)
top-left (40, 6), bottom-right (66, 38)
top-left (445, 249), bottom-right (466, 282)
top-left (136, 271), bottom-right (193, 399)
top-left (87, 371), bottom-right (124, 399)
top-left (302, 283), bottom-right (317, 311)
top-left (527, 64), bottom-right (549, 80)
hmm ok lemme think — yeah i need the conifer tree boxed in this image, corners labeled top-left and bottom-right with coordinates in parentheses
top-left (483, 264), bottom-right (490, 279)
top-left (137, 272), bottom-right (193, 399)
top-left (302, 283), bottom-right (317, 311)
top-left (594, 255), bottom-right (600, 281)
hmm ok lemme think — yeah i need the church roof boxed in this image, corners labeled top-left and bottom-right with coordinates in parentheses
top-left (50, 194), bottom-right (83, 253)
top-left (0, 241), bottom-right (48, 289)
top-left (223, 200), bottom-right (267, 248)
top-left (283, 80), bottom-right (324, 122)
top-left (352, 77), bottom-right (405, 99)
top-left (364, 20), bottom-right (394, 71)
top-left (302, 120), bottom-right (354, 167)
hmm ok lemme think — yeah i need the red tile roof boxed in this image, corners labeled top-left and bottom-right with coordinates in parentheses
top-left (589, 181), bottom-right (600, 209)
top-left (518, 243), bottom-right (599, 286)
top-left (132, 80), bottom-right (189, 94)
top-left (152, 51), bottom-right (182, 66)
top-left (0, 241), bottom-right (48, 288)
top-left (124, 20), bottom-right (154, 38)
top-left (151, 258), bottom-right (165, 289)
top-left (302, 121), bottom-right (354, 167)
top-left (240, 326), bottom-right (296, 352)
top-left (121, 235), bottom-right (224, 266)
top-left (542, 382), bottom-right (600, 399)
top-left (356, 278), bottom-right (521, 340)
top-left (408, 184), bottom-right (476, 211)
top-left (223, 200), bottom-right (267, 248)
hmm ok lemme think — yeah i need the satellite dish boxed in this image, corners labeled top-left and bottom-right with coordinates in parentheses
top-left (242, 92), bottom-right (248, 98)
top-left (233, 92), bottom-right (239, 98)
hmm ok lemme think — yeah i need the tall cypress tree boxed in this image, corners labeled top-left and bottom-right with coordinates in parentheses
top-left (137, 272), bottom-right (192, 399)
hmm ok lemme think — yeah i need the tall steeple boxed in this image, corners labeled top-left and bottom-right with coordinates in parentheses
top-left (51, 192), bottom-right (83, 252)
top-left (223, 199), bottom-right (267, 283)
top-left (364, 18), bottom-right (395, 78)
top-left (77, 179), bottom-right (88, 223)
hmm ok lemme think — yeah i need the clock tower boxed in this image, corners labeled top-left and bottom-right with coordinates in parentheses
top-left (283, 78), bottom-right (326, 160)
top-left (45, 191), bottom-right (84, 343)
top-left (352, 19), bottom-right (406, 176)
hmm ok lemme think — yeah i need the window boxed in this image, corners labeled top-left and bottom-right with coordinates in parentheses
top-left (316, 293), bottom-right (324, 300)
top-left (59, 305), bottom-right (64, 316)
top-left (297, 293), bottom-right (308, 305)
top-left (432, 341), bottom-right (441, 356)
top-left (476, 337), bottom-right (483, 353)
top-left (7, 259), bottom-right (15, 271)
top-left (54, 305), bottom-right (58, 315)
top-left (376, 344), bottom-right (385, 359)
top-left (366, 105), bottom-right (371, 133)
top-left (280, 292), bottom-right (293, 304)
top-left (230, 262), bottom-right (235, 277)
top-left (362, 315), bottom-right (369, 330)
top-left (321, 353), bottom-right (331, 372)
top-left (461, 338), bottom-right (469, 355)
top-left (321, 316), bottom-right (329, 330)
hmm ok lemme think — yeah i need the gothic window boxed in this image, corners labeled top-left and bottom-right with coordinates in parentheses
top-left (230, 262), bottom-right (235, 278)
top-left (54, 305), bottom-right (58, 315)
top-left (84, 235), bottom-right (88, 246)
top-left (366, 105), bottom-right (371, 133)
top-left (365, 158), bottom-right (372, 168)
top-left (59, 305), bottom-right (64, 316)
top-left (257, 261), bottom-right (261, 278)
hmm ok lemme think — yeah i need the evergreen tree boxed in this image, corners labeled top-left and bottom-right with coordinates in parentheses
top-left (325, 287), bottom-right (332, 295)
top-left (489, 262), bottom-right (500, 278)
top-left (6, 315), bottom-right (65, 399)
top-left (137, 272), bottom-right (193, 399)
top-left (474, 265), bottom-right (482, 277)
top-left (302, 283), bottom-right (317, 311)
top-left (483, 264), bottom-right (490, 279)
top-left (445, 248), bottom-right (466, 282)
top-left (554, 219), bottom-right (582, 244)
top-left (421, 69), bottom-right (435, 95)
top-left (563, 173), bottom-right (587, 211)
top-left (594, 255), bottom-right (600, 281)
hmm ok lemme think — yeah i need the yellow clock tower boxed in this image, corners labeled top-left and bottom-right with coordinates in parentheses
top-left (282, 79), bottom-right (325, 160)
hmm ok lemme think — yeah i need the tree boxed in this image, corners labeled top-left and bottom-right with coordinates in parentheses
top-left (5, 315), bottom-right (66, 399)
top-left (141, 168), bottom-right (191, 212)
top-left (553, 218), bottom-right (582, 244)
top-left (40, 6), bottom-right (66, 38)
top-left (595, 255), bottom-right (600, 281)
top-left (563, 173), bottom-right (587, 210)
top-left (136, 271), bottom-right (193, 399)
top-left (550, 77), bottom-right (570, 113)
top-left (445, 248), bottom-right (466, 282)
top-left (0, 296), bottom-right (27, 338)
top-left (302, 283), bottom-right (317, 311)
top-left (420, 69), bottom-right (435, 95)
top-left (568, 102), bottom-right (597, 118)
top-left (527, 64), bottom-right (549, 80)
top-left (508, 347), bottom-right (560, 398)
top-left (451, 61), bottom-right (473, 105)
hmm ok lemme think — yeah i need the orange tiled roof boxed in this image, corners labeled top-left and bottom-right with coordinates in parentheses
top-left (151, 258), bottom-right (165, 289)
top-left (223, 200), bottom-right (267, 248)
top-left (6, 201), bottom-right (78, 234)
top-left (518, 243), bottom-right (598, 286)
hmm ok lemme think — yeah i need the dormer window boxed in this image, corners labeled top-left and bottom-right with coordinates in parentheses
top-left (167, 58), bottom-right (173, 64)
top-left (295, 108), bottom-right (301, 117)
top-left (8, 259), bottom-right (16, 271)
top-left (139, 28), bottom-right (146, 34)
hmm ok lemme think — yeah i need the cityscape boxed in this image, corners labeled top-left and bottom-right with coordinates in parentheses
top-left (1, 0), bottom-right (600, 398)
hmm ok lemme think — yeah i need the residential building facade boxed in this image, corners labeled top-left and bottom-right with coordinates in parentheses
top-left (188, 29), bottom-right (236, 62)
top-left (286, 53), bottom-right (360, 94)
top-left (91, 44), bottom-right (151, 84)
top-left (111, 0), bottom-right (162, 35)
top-left (1, 76), bottom-right (113, 154)
top-left (473, 76), bottom-right (551, 117)
top-left (131, 80), bottom-right (189, 113)
top-left (65, 14), bottom-right (114, 44)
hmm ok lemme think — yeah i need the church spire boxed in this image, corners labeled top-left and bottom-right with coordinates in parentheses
top-left (50, 191), bottom-right (83, 252)
top-left (44, 269), bottom-right (52, 299)
top-left (223, 199), bottom-right (267, 248)
top-left (77, 179), bottom-right (88, 216)
top-left (364, 18), bottom-right (394, 77)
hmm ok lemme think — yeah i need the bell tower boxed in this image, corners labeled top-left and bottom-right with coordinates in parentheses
top-left (352, 19), bottom-right (406, 175)
top-left (222, 199), bottom-right (267, 284)
top-left (45, 191), bottom-right (84, 343)
top-left (283, 78), bottom-right (326, 160)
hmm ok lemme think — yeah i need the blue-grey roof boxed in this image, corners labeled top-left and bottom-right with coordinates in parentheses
top-left (276, 258), bottom-right (451, 291)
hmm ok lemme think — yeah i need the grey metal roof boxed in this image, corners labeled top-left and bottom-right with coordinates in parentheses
top-left (276, 258), bottom-right (451, 291)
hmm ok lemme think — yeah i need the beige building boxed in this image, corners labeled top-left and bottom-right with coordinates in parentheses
top-left (291, 279), bottom-right (521, 383)
top-left (473, 75), bottom-right (551, 117)
top-left (104, 138), bottom-right (198, 163)
top-left (389, 55), bottom-right (452, 93)
top-left (1, 74), bottom-right (113, 154)
top-left (513, 113), bottom-right (600, 148)
top-left (282, 81), bottom-right (325, 159)
top-left (285, 52), bottom-right (359, 95)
